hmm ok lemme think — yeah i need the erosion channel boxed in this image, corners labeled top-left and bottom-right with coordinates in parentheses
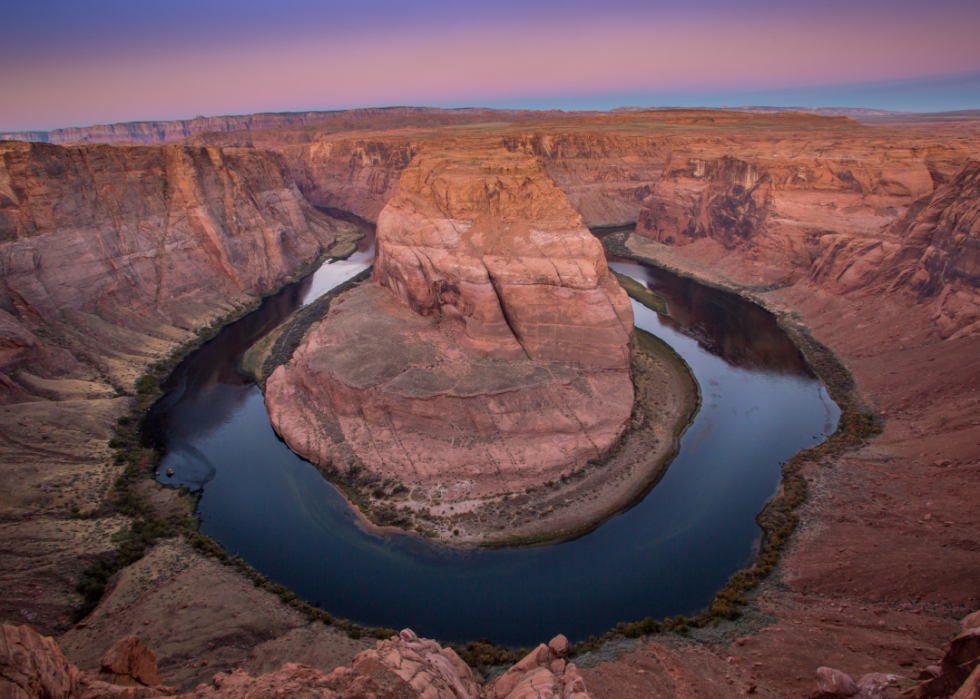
top-left (141, 214), bottom-right (840, 649)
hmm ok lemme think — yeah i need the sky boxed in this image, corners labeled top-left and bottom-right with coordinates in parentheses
top-left (2, 0), bottom-right (980, 132)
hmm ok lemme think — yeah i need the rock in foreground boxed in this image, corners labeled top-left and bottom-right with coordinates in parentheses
top-left (0, 623), bottom-right (593, 699)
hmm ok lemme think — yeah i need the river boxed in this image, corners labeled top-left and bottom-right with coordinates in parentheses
top-left (143, 212), bottom-right (839, 648)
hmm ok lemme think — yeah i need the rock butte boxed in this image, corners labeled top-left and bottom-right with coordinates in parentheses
top-left (266, 146), bottom-right (635, 502)
top-left (0, 108), bottom-right (978, 699)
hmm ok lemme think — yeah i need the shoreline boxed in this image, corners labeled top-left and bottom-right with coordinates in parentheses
top-left (246, 269), bottom-right (702, 550)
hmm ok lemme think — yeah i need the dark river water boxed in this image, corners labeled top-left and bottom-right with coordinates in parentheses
top-left (143, 214), bottom-right (839, 648)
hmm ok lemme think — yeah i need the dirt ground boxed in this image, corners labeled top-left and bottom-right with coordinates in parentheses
top-left (57, 539), bottom-right (373, 692)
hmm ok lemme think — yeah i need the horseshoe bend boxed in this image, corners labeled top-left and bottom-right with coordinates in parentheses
top-left (0, 107), bottom-right (978, 699)
top-left (260, 146), bottom-right (704, 545)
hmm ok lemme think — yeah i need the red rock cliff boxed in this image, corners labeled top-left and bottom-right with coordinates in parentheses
top-left (374, 146), bottom-right (633, 368)
top-left (0, 140), bottom-right (352, 399)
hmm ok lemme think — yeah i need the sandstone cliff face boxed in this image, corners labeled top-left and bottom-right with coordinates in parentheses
top-left (634, 146), bottom-right (938, 283)
top-left (266, 147), bottom-right (634, 505)
top-left (501, 132), bottom-right (670, 227)
top-left (266, 282), bottom-right (635, 499)
top-left (375, 148), bottom-right (633, 367)
top-left (0, 141), bottom-right (351, 397)
top-left (630, 137), bottom-right (980, 338)
top-left (883, 160), bottom-right (980, 339)
top-left (279, 138), bottom-right (419, 221)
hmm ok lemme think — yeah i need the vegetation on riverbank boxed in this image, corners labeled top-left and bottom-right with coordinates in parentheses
top-left (564, 232), bottom-right (881, 655)
top-left (610, 270), bottom-right (668, 314)
top-left (72, 232), bottom-right (364, 622)
top-left (240, 267), bottom-right (374, 385)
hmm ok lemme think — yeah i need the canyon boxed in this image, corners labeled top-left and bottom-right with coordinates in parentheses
top-left (1, 108), bottom-right (979, 699)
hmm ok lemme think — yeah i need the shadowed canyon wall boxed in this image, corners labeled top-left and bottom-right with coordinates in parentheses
top-left (0, 141), bottom-right (353, 399)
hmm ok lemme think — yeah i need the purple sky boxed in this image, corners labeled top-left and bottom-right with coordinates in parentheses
top-left (3, 0), bottom-right (980, 131)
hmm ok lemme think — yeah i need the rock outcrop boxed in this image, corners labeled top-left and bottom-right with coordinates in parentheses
top-left (808, 617), bottom-right (980, 699)
top-left (1, 624), bottom-right (593, 699)
top-left (1, 623), bottom-right (79, 699)
top-left (0, 139), bottom-right (354, 636)
top-left (634, 144), bottom-right (937, 285)
top-left (485, 634), bottom-right (589, 699)
top-left (0, 141), bottom-right (345, 324)
top-left (98, 636), bottom-right (163, 688)
top-left (266, 147), bottom-right (634, 510)
top-left (879, 160), bottom-right (980, 339)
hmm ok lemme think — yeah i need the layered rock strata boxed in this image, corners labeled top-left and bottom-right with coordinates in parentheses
top-left (635, 151), bottom-right (980, 338)
top-left (0, 140), bottom-right (353, 397)
top-left (373, 149), bottom-right (633, 368)
top-left (266, 147), bottom-right (634, 506)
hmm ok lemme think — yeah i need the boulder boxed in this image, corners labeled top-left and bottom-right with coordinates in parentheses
top-left (857, 673), bottom-right (902, 699)
top-left (952, 665), bottom-right (980, 699)
top-left (0, 624), bottom-right (78, 699)
top-left (962, 611), bottom-right (980, 634)
top-left (100, 636), bottom-right (162, 687)
top-left (486, 636), bottom-right (588, 699)
top-left (813, 667), bottom-right (859, 699)
top-left (945, 629), bottom-right (980, 673)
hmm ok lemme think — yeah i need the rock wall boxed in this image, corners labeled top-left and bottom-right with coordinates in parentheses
top-left (0, 107), bottom-right (530, 145)
top-left (632, 143), bottom-right (980, 338)
top-left (877, 160), bottom-right (980, 339)
top-left (634, 146), bottom-right (938, 282)
top-left (0, 140), bottom-right (352, 398)
top-left (278, 138), bottom-right (419, 221)
top-left (501, 131), bottom-right (670, 227)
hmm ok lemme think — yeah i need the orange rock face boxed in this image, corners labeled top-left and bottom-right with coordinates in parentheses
top-left (266, 283), bottom-right (634, 498)
top-left (266, 146), bottom-right (634, 502)
top-left (374, 147), bottom-right (633, 367)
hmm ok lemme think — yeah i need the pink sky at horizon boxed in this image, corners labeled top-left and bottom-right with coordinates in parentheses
top-left (3, 5), bottom-right (980, 132)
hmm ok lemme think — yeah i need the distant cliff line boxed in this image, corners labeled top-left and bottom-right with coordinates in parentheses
top-left (0, 106), bottom-right (550, 145)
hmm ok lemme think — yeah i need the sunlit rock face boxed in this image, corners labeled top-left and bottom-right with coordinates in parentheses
top-left (266, 146), bottom-right (635, 498)
top-left (374, 146), bottom-right (634, 368)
